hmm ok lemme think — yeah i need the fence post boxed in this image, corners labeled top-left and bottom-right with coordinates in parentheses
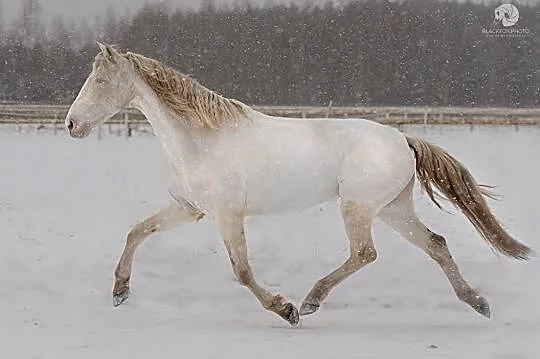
top-left (326, 100), bottom-right (333, 118)
top-left (124, 112), bottom-right (130, 138)
top-left (53, 113), bottom-right (58, 135)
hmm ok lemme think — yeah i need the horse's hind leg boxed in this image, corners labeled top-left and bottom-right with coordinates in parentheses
top-left (378, 179), bottom-right (491, 317)
top-left (113, 201), bottom-right (203, 306)
top-left (300, 201), bottom-right (377, 316)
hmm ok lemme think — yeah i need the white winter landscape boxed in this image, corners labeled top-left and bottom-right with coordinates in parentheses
top-left (1, 124), bottom-right (539, 358)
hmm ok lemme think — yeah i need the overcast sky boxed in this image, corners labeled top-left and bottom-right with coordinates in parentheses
top-left (0, 0), bottom-right (279, 21)
top-left (1, 0), bottom-right (539, 22)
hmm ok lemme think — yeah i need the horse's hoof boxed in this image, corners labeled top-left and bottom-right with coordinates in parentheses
top-left (475, 297), bottom-right (491, 318)
top-left (280, 303), bottom-right (300, 327)
top-left (299, 302), bottom-right (319, 316)
top-left (112, 287), bottom-right (130, 307)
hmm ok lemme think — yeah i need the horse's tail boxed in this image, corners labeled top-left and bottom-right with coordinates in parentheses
top-left (406, 136), bottom-right (532, 260)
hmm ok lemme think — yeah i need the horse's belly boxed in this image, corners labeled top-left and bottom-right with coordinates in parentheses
top-left (243, 160), bottom-right (340, 215)
top-left (168, 176), bottom-right (336, 216)
top-left (247, 181), bottom-right (338, 215)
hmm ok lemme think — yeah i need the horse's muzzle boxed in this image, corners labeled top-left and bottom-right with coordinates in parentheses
top-left (66, 117), bottom-right (90, 138)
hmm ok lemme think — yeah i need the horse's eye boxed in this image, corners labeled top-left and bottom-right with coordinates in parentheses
top-left (96, 78), bottom-right (106, 85)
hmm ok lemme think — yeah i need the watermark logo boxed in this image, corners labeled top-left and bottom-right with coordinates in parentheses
top-left (482, 3), bottom-right (530, 38)
top-left (493, 4), bottom-right (519, 27)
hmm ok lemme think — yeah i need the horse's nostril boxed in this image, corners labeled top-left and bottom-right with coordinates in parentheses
top-left (67, 119), bottom-right (74, 131)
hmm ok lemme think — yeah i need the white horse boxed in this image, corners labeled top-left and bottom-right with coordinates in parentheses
top-left (65, 43), bottom-right (531, 326)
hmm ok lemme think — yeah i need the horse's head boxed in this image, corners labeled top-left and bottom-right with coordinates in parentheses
top-left (66, 43), bottom-right (133, 138)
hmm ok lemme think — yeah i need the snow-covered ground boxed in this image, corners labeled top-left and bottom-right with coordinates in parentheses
top-left (1, 124), bottom-right (539, 358)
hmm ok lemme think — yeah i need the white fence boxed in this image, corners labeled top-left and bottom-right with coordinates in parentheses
top-left (1, 104), bottom-right (539, 128)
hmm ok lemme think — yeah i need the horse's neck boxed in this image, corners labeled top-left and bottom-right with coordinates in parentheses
top-left (128, 74), bottom-right (200, 157)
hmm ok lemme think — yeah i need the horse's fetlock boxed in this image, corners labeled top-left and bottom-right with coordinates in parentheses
top-left (266, 295), bottom-right (286, 311)
top-left (457, 290), bottom-right (475, 304)
top-left (236, 268), bottom-right (252, 286)
top-left (114, 271), bottom-right (130, 283)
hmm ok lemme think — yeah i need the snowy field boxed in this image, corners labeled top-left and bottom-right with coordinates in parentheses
top-left (1, 124), bottom-right (539, 358)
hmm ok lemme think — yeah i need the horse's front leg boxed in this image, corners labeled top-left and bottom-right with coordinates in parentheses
top-left (217, 212), bottom-right (300, 326)
top-left (113, 201), bottom-right (203, 306)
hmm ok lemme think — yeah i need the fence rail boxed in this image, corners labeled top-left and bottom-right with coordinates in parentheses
top-left (1, 104), bottom-right (539, 126)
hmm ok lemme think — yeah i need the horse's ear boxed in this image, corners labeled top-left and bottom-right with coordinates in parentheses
top-left (97, 42), bottom-right (110, 56)
top-left (97, 42), bottom-right (120, 62)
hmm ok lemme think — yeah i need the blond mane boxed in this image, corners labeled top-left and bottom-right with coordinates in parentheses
top-left (123, 52), bottom-right (249, 131)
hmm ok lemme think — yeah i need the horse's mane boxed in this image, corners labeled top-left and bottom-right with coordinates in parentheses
top-left (123, 52), bottom-right (249, 131)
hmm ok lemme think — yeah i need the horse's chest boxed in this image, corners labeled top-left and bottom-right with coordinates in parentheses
top-left (166, 159), bottom-right (244, 212)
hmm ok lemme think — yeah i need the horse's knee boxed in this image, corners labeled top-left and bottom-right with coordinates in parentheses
top-left (351, 246), bottom-right (377, 265)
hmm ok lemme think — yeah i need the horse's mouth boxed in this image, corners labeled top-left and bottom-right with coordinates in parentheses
top-left (69, 125), bottom-right (91, 139)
